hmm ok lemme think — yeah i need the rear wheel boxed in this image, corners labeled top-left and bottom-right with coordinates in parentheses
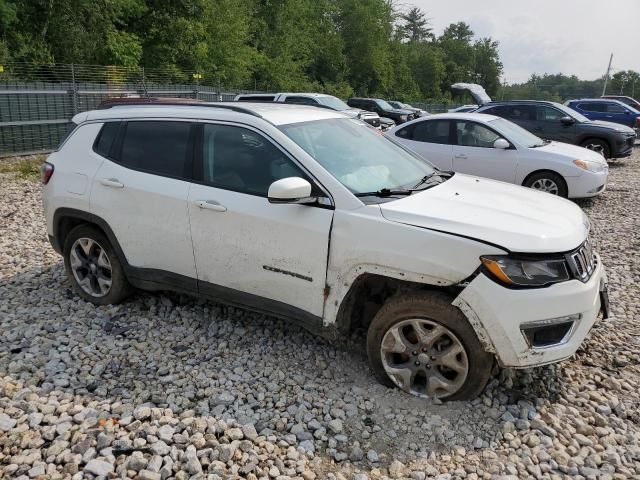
top-left (523, 171), bottom-right (568, 198)
top-left (366, 292), bottom-right (493, 400)
top-left (63, 224), bottom-right (132, 305)
top-left (580, 138), bottom-right (610, 159)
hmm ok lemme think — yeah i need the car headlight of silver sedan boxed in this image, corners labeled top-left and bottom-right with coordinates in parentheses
top-left (480, 255), bottom-right (570, 287)
top-left (574, 159), bottom-right (606, 173)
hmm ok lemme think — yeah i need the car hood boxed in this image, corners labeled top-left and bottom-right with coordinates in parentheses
top-left (343, 108), bottom-right (378, 117)
top-left (381, 108), bottom-right (411, 115)
top-left (379, 174), bottom-right (588, 253)
top-left (536, 141), bottom-right (608, 163)
top-left (583, 120), bottom-right (635, 134)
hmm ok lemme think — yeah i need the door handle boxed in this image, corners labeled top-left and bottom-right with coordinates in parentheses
top-left (100, 178), bottom-right (124, 188)
top-left (194, 200), bottom-right (227, 212)
top-left (454, 154), bottom-right (468, 159)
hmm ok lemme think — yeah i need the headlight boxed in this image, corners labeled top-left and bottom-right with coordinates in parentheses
top-left (480, 255), bottom-right (570, 287)
top-left (399, 114), bottom-right (408, 122)
top-left (573, 159), bottom-right (605, 173)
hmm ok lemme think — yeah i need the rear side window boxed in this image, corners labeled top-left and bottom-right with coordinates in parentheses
top-left (236, 95), bottom-right (276, 102)
top-left (284, 96), bottom-right (318, 105)
top-left (578, 103), bottom-right (605, 112)
top-left (119, 121), bottom-right (193, 179)
top-left (56, 122), bottom-right (78, 150)
top-left (506, 105), bottom-right (535, 120)
top-left (93, 122), bottom-right (120, 158)
top-left (396, 120), bottom-right (451, 144)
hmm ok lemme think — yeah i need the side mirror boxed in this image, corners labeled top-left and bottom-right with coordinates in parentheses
top-left (493, 138), bottom-right (510, 149)
top-left (560, 116), bottom-right (575, 125)
top-left (268, 177), bottom-right (316, 204)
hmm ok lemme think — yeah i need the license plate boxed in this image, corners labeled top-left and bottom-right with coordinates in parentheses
top-left (599, 282), bottom-right (610, 319)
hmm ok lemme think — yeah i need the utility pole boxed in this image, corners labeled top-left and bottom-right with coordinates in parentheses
top-left (602, 53), bottom-right (613, 96)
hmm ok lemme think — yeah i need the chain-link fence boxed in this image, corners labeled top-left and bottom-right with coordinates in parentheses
top-left (0, 63), bottom-right (460, 157)
top-left (0, 63), bottom-right (267, 156)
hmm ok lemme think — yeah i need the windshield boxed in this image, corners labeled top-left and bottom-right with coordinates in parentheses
top-left (317, 95), bottom-right (350, 111)
top-left (489, 118), bottom-right (545, 148)
top-left (375, 99), bottom-right (394, 110)
top-left (556, 103), bottom-right (589, 122)
top-left (279, 118), bottom-right (435, 194)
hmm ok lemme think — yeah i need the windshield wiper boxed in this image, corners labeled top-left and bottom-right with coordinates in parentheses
top-left (354, 188), bottom-right (413, 197)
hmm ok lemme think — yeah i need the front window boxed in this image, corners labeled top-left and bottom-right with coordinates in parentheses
top-left (316, 96), bottom-right (350, 111)
top-left (455, 121), bottom-right (501, 148)
top-left (279, 118), bottom-right (435, 194)
top-left (555, 103), bottom-right (589, 122)
top-left (489, 118), bottom-right (545, 148)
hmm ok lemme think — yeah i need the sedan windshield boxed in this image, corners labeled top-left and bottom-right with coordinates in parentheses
top-left (489, 118), bottom-right (545, 148)
top-left (279, 118), bottom-right (435, 194)
top-left (317, 95), bottom-right (350, 111)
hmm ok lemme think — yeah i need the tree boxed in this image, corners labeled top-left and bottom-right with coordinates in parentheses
top-left (399, 7), bottom-right (433, 43)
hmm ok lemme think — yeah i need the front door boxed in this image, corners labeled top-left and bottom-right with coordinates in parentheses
top-left (451, 120), bottom-right (517, 183)
top-left (188, 123), bottom-right (334, 319)
top-left (534, 105), bottom-right (576, 143)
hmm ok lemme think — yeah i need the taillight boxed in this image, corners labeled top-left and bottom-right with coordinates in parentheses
top-left (41, 162), bottom-right (54, 184)
top-left (635, 117), bottom-right (640, 128)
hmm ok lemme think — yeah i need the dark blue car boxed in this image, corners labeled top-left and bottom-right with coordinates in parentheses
top-left (565, 98), bottom-right (640, 130)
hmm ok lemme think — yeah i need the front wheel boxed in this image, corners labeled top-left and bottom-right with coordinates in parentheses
top-left (580, 139), bottom-right (610, 159)
top-left (523, 171), bottom-right (568, 198)
top-left (366, 292), bottom-right (493, 400)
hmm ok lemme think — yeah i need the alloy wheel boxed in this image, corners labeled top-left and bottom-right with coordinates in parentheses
top-left (530, 178), bottom-right (559, 195)
top-left (69, 237), bottom-right (113, 297)
top-left (584, 143), bottom-right (605, 156)
top-left (380, 318), bottom-right (469, 398)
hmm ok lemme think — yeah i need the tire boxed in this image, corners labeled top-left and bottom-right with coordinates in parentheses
top-left (63, 224), bottom-right (133, 305)
top-left (523, 171), bottom-right (568, 198)
top-left (580, 138), bottom-right (610, 159)
top-left (366, 292), bottom-right (493, 401)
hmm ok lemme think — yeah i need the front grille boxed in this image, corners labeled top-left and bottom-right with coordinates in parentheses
top-left (566, 238), bottom-right (596, 282)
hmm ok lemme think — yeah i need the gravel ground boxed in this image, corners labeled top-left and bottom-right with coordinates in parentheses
top-left (1, 150), bottom-right (639, 480)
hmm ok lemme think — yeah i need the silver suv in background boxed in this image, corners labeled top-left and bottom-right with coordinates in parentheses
top-left (234, 92), bottom-right (390, 129)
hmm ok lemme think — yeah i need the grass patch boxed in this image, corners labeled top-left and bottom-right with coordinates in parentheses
top-left (0, 156), bottom-right (46, 181)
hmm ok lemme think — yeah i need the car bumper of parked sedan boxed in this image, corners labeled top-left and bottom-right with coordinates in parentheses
top-left (453, 255), bottom-right (606, 368)
top-left (566, 170), bottom-right (608, 198)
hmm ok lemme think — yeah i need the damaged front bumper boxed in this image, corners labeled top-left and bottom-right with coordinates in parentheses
top-left (453, 255), bottom-right (606, 368)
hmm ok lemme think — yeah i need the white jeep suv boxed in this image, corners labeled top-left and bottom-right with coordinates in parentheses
top-left (42, 101), bottom-right (609, 400)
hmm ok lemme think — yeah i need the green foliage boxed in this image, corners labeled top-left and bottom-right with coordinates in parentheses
top-left (0, 1), bottom-right (504, 102)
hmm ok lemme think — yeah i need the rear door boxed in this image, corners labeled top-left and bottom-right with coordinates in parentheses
top-left (577, 102), bottom-right (607, 122)
top-left (90, 120), bottom-right (197, 285)
top-left (451, 120), bottom-right (517, 182)
top-left (392, 119), bottom-right (453, 169)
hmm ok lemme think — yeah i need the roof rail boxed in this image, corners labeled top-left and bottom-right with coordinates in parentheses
top-left (96, 97), bottom-right (263, 118)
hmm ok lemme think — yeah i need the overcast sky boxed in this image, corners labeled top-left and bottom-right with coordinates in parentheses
top-left (407, 0), bottom-right (640, 84)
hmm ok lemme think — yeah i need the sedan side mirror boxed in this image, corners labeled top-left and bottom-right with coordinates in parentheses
top-left (268, 177), bottom-right (317, 204)
top-left (560, 116), bottom-right (575, 125)
top-left (493, 138), bottom-right (510, 149)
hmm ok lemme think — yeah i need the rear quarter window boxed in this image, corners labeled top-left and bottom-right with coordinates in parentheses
top-left (93, 122), bottom-right (120, 158)
top-left (56, 122), bottom-right (78, 150)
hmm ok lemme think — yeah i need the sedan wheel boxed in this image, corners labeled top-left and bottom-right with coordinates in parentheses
top-left (530, 178), bottom-right (559, 195)
top-left (380, 318), bottom-right (469, 398)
